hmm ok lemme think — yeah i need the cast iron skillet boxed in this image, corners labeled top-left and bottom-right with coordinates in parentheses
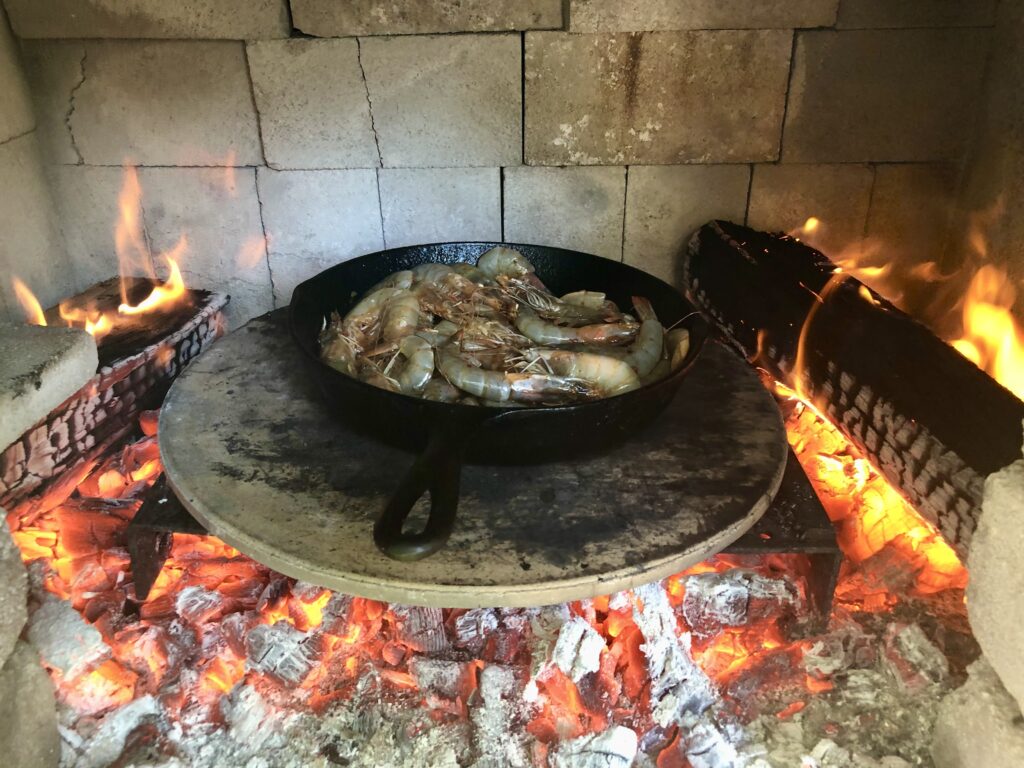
top-left (289, 242), bottom-right (709, 561)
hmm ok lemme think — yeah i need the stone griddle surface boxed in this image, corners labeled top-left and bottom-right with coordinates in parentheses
top-left (160, 312), bottom-right (787, 607)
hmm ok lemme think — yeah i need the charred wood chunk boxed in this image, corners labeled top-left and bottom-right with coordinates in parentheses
top-left (685, 220), bottom-right (1024, 556)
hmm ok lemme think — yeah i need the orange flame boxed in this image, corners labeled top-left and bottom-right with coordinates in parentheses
top-left (12, 277), bottom-right (47, 325)
top-left (119, 241), bottom-right (188, 316)
top-left (114, 165), bottom-right (155, 305)
top-left (949, 265), bottom-right (1024, 399)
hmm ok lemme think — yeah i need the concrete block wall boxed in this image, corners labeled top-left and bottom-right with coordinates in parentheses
top-left (0, 8), bottom-right (76, 321)
top-left (0, 0), bottom-right (997, 326)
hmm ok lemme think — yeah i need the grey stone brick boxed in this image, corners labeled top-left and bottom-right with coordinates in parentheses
top-left (0, 12), bottom-right (34, 143)
top-left (0, 641), bottom-right (59, 768)
top-left (256, 168), bottom-right (384, 305)
top-left (623, 165), bottom-right (749, 286)
top-left (22, 40), bottom-right (262, 167)
top-left (247, 39), bottom-right (380, 170)
top-left (0, 133), bottom-right (77, 321)
top-left (782, 29), bottom-right (990, 162)
top-left (747, 163), bottom-right (874, 256)
top-left (4, 0), bottom-right (289, 39)
top-left (837, 0), bottom-right (996, 29)
top-left (380, 167), bottom-right (500, 248)
top-left (525, 30), bottom-right (792, 165)
top-left (138, 167), bottom-right (272, 327)
top-left (361, 34), bottom-right (521, 168)
top-left (570, 0), bottom-right (837, 31)
top-left (503, 166), bottom-right (626, 260)
top-left (0, 324), bottom-right (96, 452)
top-left (292, 0), bottom-right (561, 36)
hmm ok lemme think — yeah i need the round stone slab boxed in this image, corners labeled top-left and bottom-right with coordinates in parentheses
top-left (160, 312), bottom-right (787, 608)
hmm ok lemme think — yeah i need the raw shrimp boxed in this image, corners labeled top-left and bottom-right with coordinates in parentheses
top-left (416, 320), bottom-right (460, 347)
top-left (411, 263), bottom-right (456, 285)
top-left (357, 359), bottom-right (401, 393)
top-left (342, 286), bottom-right (404, 344)
top-left (319, 312), bottom-right (358, 376)
top-left (524, 349), bottom-right (640, 397)
top-left (666, 328), bottom-right (691, 371)
top-left (477, 246), bottom-right (535, 280)
top-left (499, 277), bottom-right (612, 325)
top-left (381, 290), bottom-right (421, 342)
top-left (437, 347), bottom-right (595, 403)
top-left (396, 335), bottom-right (435, 394)
top-left (514, 306), bottom-right (638, 346)
top-left (421, 376), bottom-right (461, 402)
top-left (457, 317), bottom-right (531, 352)
top-left (620, 297), bottom-right (664, 377)
top-left (450, 263), bottom-right (495, 285)
top-left (368, 270), bottom-right (413, 293)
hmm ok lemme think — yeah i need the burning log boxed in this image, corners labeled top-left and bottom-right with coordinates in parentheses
top-left (685, 220), bottom-right (1024, 556)
top-left (0, 284), bottom-right (226, 510)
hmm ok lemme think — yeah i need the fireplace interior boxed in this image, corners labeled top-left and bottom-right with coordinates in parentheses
top-left (1, 2), bottom-right (1024, 767)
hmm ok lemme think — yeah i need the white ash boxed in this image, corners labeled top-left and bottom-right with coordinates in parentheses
top-left (76, 694), bottom-right (161, 768)
top-left (549, 725), bottom-right (638, 768)
top-left (454, 608), bottom-right (500, 654)
top-left (551, 616), bottom-right (606, 683)
top-left (682, 718), bottom-right (745, 768)
top-left (319, 592), bottom-right (353, 635)
top-left (409, 657), bottom-right (473, 699)
top-left (681, 569), bottom-right (800, 636)
top-left (220, 684), bottom-right (295, 753)
top-left (525, 603), bottom-right (572, 688)
top-left (802, 621), bottom-right (876, 680)
top-left (27, 595), bottom-right (110, 679)
top-left (631, 582), bottom-right (716, 727)
top-left (245, 622), bottom-right (317, 687)
top-left (391, 605), bottom-right (448, 654)
top-left (880, 623), bottom-right (948, 694)
top-left (175, 586), bottom-right (226, 625)
top-left (471, 664), bottom-right (531, 768)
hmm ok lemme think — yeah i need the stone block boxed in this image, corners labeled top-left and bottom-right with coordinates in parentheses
top-left (747, 163), bottom-right (874, 256)
top-left (0, 516), bottom-right (27, 668)
top-left (570, 0), bottom-right (838, 31)
top-left (525, 30), bottom-right (792, 165)
top-left (968, 458), bottom-right (1024, 712)
top-left (246, 39), bottom-right (379, 170)
top-left (292, 0), bottom-right (561, 36)
top-left (0, 11), bottom-right (34, 143)
top-left (0, 323), bottom-right (97, 451)
top-left (380, 168), bottom-right (500, 249)
top-left (932, 658), bottom-right (1024, 768)
top-left (22, 40), bottom-right (262, 166)
top-left (0, 641), bottom-right (60, 768)
top-left (783, 29), bottom-right (990, 162)
top-left (361, 34), bottom-right (521, 168)
top-left (257, 168), bottom-right (384, 305)
top-left (865, 164), bottom-right (957, 266)
top-left (0, 133), bottom-right (78, 321)
top-left (18, 41), bottom-right (83, 165)
top-left (138, 167), bottom-right (272, 327)
top-left (503, 166), bottom-right (625, 260)
top-left (837, 0), bottom-right (996, 29)
top-left (623, 165), bottom-right (749, 286)
top-left (45, 165), bottom-right (128, 290)
top-left (4, 0), bottom-right (289, 39)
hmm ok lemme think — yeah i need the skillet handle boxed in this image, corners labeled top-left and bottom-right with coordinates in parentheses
top-left (373, 421), bottom-right (471, 561)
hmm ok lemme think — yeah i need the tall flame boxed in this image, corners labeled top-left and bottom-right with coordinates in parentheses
top-left (12, 277), bottom-right (47, 325)
top-left (114, 165), bottom-right (155, 305)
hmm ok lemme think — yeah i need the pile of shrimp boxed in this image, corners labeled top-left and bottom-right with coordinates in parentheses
top-left (319, 246), bottom-right (691, 406)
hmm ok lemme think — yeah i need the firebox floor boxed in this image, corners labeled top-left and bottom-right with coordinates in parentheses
top-left (159, 311), bottom-right (787, 607)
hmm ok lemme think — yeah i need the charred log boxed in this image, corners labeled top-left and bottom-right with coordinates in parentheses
top-left (685, 220), bottom-right (1024, 557)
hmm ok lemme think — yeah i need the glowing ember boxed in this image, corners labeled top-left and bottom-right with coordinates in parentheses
top-left (6, 378), bottom-right (969, 765)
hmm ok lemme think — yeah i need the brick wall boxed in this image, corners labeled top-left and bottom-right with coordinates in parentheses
top-left (0, 0), bottom-right (999, 326)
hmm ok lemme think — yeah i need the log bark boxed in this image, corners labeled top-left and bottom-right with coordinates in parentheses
top-left (685, 220), bottom-right (1024, 557)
